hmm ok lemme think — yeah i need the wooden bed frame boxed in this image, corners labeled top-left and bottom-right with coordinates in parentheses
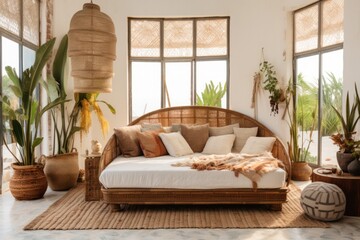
top-left (93, 106), bottom-right (291, 211)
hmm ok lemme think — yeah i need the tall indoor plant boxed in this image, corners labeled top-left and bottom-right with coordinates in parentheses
top-left (286, 79), bottom-right (316, 180)
top-left (1, 38), bottom-right (65, 199)
top-left (43, 35), bottom-right (116, 190)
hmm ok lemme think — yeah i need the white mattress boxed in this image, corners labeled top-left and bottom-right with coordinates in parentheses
top-left (99, 154), bottom-right (286, 189)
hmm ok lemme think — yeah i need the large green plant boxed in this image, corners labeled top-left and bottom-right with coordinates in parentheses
top-left (1, 38), bottom-right (66, 165)
top-left (286, 79), bottom-right (317, 163)
top-left (331, 88), bottom-right (360, 153)
top-left (196, 81), bottom-right (226, 107)
top-left (44, 35), bottom-right (116, 155)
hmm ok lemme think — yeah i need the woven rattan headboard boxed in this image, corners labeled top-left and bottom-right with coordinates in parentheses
top-left (129, 106), bottom-right (291, 179)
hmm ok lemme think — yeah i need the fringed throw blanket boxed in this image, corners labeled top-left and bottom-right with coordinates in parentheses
top-left (172, 152), bottom-right (284, 189)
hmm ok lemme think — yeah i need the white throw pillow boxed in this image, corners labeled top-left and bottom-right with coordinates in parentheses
top-left (240, 136), bottom-right (276, 154)
top-left (159, 132), bottom-right (193, 157)
top-left (232, 127), bottom-right (258, 152)
top-left (202, 134), bottom-right (236, 154)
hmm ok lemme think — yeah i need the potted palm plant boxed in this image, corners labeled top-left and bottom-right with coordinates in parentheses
top-left (330, 89), bottom-right (360, 173)
top-left (43, 35), bottom-right (116, 191)
top-left (1, 38), bottom-right (66, 200)
top-left (286, 79), bottom-right (317, 181)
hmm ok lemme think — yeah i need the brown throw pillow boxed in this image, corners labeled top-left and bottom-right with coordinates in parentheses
top-left (180, 124), bottom-right (209, 152)
top-left (137, 130), bottom-right (168, 158)
top-left (114, 125), bottom-right (142, 157)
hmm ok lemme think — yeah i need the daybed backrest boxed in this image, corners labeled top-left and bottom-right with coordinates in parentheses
top-left (100, 106), bottom-right (291, 181)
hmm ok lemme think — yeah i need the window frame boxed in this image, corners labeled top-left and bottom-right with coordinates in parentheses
top-left (128, 16), bottom-right (230, 122)
top-left (293, 0), bottom-right (344, 166)
top-left (0, 0), bottom-right (40, 194)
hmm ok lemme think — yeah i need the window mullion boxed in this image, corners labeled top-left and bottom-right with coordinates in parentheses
top-left (193, 19), bottom-right (197, 105)
top-left (160, 19), bottom-right (165, 108)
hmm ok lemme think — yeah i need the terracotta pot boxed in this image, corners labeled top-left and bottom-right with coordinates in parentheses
top-left (44, 152), bottom-right (79, 191)
top-left (336, 151), bottom-right (355, 173)
top-left (347, 158), bottom-right (360, 176)
top-left (291, 162), bottom-right (312, 181)
top-left (9, 163), bottom-right (48, 200)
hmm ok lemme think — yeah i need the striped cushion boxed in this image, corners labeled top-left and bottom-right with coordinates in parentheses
top-left (300, 182), bottom-right (346, 221)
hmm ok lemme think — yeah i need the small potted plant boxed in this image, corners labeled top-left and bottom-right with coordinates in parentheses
top-left (1, 38), bottom-right (66, 200)
top-left (330, 89), bottom-right (360, 172)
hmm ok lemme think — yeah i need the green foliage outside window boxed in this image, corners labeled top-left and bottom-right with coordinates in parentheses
top-left (297, 72), bottom-right (342, 135)
top-left (196, 81), bottom-right (227, 107)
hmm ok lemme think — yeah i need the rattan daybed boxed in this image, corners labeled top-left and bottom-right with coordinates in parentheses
top-left (93, 106), bottom-right (291, 211)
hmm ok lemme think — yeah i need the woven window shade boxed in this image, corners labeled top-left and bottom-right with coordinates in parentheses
top-left (0, 0), bottom-right (21, 36)
top-left (294, 4), bottom-right (318, 53)
top-left (68, 3), bottom-right (117, 93)
top-left (196, 19), bottom-right (227, 56)
top-left (322, 0), bottom-right (344, 47)
top-left (130, 20), bottom-right (160, 57)
top-left (164, 20), bottom-right (193, 57)
top-left (23, 0), bottom-right (39, 45)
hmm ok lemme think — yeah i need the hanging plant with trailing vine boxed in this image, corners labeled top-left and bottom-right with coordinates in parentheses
top-left (258, 50), bottom-right (285, 116)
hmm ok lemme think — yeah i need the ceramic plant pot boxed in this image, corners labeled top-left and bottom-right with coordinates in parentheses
top-left (291, 162), bottom-right (312, 181)
top-left (44, 152), bottom-right (79, 191)
top-left (347, 158), bottom-right (360, 176)
top-left (336, 151), bottom-right (355, 173)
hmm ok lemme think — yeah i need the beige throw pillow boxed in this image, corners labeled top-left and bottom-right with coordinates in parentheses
top-left (140, 122), bottom-right (162, 132)
top-left (180, 124), bottom-right (209, 152)
top-left (232, 127), bottom-right (258, 152)
top-left (114, 125), bottom-right (142, 157)
top-left (240, 136), bottom-right (276, 154)
top-left (202, 134), bottom-right (236, 154)
top-left (159, 132), bottom-right (193, 157)
top-left (209, 123), bottom-right (239, 136)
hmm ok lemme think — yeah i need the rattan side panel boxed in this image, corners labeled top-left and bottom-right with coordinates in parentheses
top-left (99, 134), bottom-right (120, 173)
top-left (102, 187), bottom-right (288, 205)
top-left (85, 156), bottom-right (101, 201)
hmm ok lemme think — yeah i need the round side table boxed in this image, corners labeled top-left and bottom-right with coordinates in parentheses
top-left (312, 168), bottom-right (360, 216)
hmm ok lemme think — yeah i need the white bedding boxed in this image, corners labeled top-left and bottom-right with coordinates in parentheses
top-left (99, 154), bottom-right (286, 189)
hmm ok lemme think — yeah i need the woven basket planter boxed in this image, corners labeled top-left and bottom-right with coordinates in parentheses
top-left (68, 3), bottom-right (116, 93)
top-left (9, 163), bottom-right (48, 200)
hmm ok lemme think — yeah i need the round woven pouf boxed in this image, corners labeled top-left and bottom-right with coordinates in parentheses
top-left (300, 182), bottom-right (346, 221)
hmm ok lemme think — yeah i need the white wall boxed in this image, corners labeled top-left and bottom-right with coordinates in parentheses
top-left (52, 0), bottom-right (359, 152)
top-left (343, 0), bottom-right (360, 139)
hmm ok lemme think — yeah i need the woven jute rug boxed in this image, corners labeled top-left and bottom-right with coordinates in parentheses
top-left (24, 184), bottom-right (329, 230)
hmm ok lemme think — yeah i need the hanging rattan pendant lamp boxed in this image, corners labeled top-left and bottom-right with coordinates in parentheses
top-left (68, 1), bottom-right (116, 93)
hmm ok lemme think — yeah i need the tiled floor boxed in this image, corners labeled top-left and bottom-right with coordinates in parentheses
top-left (0, 183), bottom-right (359, 240)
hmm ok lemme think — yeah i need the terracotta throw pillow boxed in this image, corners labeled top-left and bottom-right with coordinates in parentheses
top-left (180, 124), bottom-right (209, 152)
top-left (114, 125), bottom-right (142, 157)
top-left (137, 130), bottom-right (168, 158)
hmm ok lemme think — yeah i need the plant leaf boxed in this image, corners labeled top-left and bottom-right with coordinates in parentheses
top-left (11, 119), bottom-right (24, 147)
